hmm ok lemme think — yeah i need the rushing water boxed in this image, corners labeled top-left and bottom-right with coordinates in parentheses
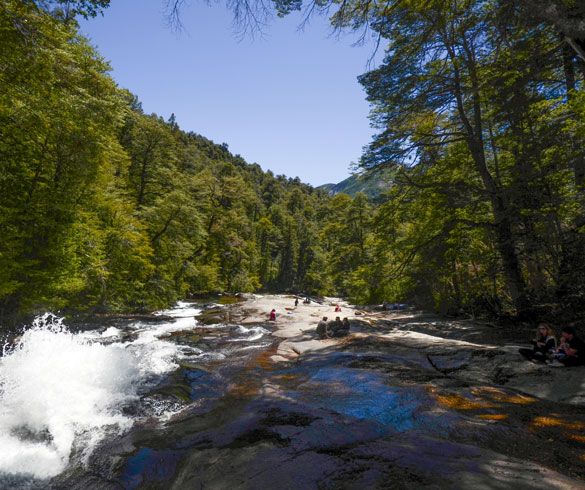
top-left (0, 300), bottom-right (271, 485)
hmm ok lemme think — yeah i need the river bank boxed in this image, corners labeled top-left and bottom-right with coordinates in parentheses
top-left (229, 294), bottom-right (585, 405)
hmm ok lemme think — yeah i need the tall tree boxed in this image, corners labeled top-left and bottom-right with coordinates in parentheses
top-left (355, 0), bottom-right (574, 313)
top-left (0, 1), bottom-right (125, 315)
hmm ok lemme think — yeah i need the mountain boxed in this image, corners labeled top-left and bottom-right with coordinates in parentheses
top-left (318, 171), bottom-right (391, 199)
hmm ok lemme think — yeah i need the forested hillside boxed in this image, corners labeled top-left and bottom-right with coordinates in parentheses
top-left (318, 170), bottom-right (392, 199)
top-left (2, 0), bottom-right (585, 324)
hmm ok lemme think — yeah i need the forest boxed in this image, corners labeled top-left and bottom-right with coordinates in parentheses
top-left (1, 0), bottom-right (585, 324)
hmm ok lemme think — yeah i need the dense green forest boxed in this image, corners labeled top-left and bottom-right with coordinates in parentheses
top-left (1, 0), bottom-right (585, 324)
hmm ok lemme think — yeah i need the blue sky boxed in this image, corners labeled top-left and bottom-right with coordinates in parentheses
top-left (78, 1), bottom-right (379, 187)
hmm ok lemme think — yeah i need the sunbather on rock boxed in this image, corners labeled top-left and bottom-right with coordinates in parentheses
top-left (519, 323), bottom-right (556, 363)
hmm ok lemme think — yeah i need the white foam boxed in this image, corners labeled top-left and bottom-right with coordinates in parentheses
top-left (101, 326), bottom-right (121, 338)
top-left (231, 325), bottom-right (270, 342)
top-left (155, 301), bottom-right (202, 318)
top-left (0, 312), bottom-right (185, 479)
top-left (237, 344), bottom-right (271, 351)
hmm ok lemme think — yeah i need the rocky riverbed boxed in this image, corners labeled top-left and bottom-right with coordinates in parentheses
top-left (7, 295), bottom-right (585, 489)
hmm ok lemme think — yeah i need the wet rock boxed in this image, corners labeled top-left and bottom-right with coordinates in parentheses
top-left (195, 308), bottom-right (228, 325)
top-left (143, 368), bottom-right (194, 404)
top-left (143, 385), bottom-right (190, 404)
top-left (10, 425), bottom-right (53, 444)
top-left (427, 353), bottom-right (471, 374)
top-left (216, 294), bottom-right (246, 305)
top-left (178, 362), bottom-right (209, 373)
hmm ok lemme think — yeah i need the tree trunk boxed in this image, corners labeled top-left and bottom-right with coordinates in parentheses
top-left (452, 36), bottom-right (529, 313)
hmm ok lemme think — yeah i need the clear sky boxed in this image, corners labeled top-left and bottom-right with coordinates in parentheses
top-left (78, 0), bottom-right (379, 187)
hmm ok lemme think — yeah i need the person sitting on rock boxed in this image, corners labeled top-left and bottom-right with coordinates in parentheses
top-left (327, 316), bottom-right (343, 337)
top-left (339, 317), bottom-right (350, 336)
top-left (334, 305), bottom-right (341, 312)
top-left (269, 309), bottom-right (276, 321)
top-left (330, 317), bottom-right (350, 337)
top-left (553, 326), bottom-right (585, 367)
top-left (519, 323), bottom-right (556, 363)
top-left (316, 316), bottom-right (329, 339)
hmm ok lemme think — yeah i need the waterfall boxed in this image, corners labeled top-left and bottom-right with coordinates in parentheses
top-left (0, 304), bottom-right (199, 479)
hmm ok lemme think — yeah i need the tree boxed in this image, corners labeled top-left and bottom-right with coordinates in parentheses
top-left (0, 1), bottom-right (126, 315)
top-left (191, 164), bottom-right (260, 292)
top-left (121, 113), bottom-right (178, 208)
top-left (353, 0), bottom-right (582, 313)
top-left (505, 0), bottom-right (585, 60)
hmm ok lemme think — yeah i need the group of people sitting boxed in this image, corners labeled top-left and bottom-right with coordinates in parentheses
top-left (316, 316), bottom-right (350, 339)
top-left (519, 324), bottom-right (585, 367)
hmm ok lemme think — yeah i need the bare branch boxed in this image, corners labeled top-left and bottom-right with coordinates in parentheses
top-left (163, 0), bottom-right (190, 32)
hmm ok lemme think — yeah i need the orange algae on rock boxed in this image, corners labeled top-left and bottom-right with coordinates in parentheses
top-left (476, 414), bottom-right (509, 420)
top-left (472, 387), bottom-right (536, 405)
top-left (531, 416), bottom-right (585, 430)
top-left (428, 387), bottom-right (495, 410)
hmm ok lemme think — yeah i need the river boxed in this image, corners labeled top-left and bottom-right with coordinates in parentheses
top-left (2, 298), bottom-right (585, 489)
top-left (0, 299), bottom-right (273, 489)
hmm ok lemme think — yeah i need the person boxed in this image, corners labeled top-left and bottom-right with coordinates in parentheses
top-left (269, 309), bottom-right (276, 321)
top-left (295, 298), bottom-right (299, 307)
top-left (316, 316), bottom-right (329, 339)
top-left (327, 316), bottom-right (343, 337)
top-left (334, 305), bottom-right (341, 312)
top-left (518, 323), bottom-right (556, 363)
top-left (330, 317), bottom-right (350, 337)
top-left (553, 326), bottom-right (585, 366)
top-left (339, 317), bottom-right (350, 336)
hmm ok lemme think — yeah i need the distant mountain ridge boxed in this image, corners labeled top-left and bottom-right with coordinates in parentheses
top-left (317, 171), bottom-right (391, 198)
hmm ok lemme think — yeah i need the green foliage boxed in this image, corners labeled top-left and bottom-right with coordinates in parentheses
top-left (38, 0), bottom-right (111, 19)
top-left (273, 0), bottom-right (302, 17)
top-left (0, 1), bottom-right (125, 315)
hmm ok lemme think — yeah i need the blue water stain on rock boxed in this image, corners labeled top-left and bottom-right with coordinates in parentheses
top-left (120, 447), bottom-right (184, 489)
top-left (285, 366), bottom-right (439, 432)
top-left (181, 365), bottom-right (208, 382)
